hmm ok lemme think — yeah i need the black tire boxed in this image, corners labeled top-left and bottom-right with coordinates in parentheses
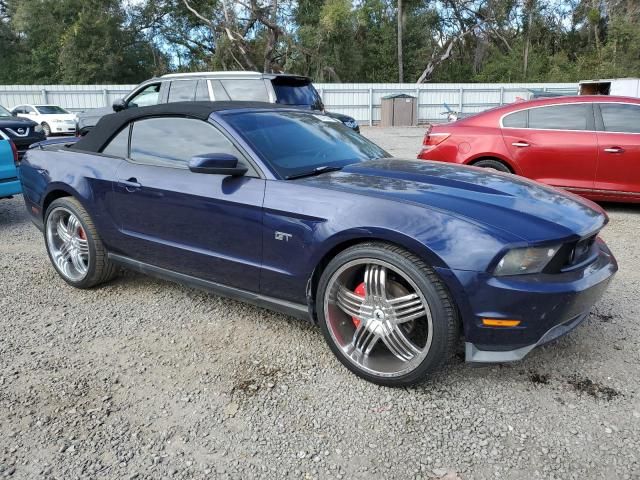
top-left (44, 197), bottom-right (117, 288)
top-left (41, 122), bottom-right (51, 137)
top-left (472, 159), bottom-right (511, 173)
top-left (316, 242), bottom-right (459, 387)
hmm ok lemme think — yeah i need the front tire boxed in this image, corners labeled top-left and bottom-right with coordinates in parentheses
top-left (316, 243), bottom-right (458, 387)
top-left (44, 197), bottom-right (117, 288)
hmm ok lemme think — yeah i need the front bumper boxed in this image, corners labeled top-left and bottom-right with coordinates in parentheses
top-left (50, 122), bottom-right (77, 135)
top-left (437, 238), bottom-right (617, 363)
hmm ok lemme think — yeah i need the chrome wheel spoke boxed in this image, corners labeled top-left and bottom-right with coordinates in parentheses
top-left (76, 238), bottom-right (89, 256)
top-left (364, 264), bottom-right (387, 301)
top-left (54, 242), bottom-right (73, 275)
top-left (336, 285), bottom-right (370, 318)
top-left (67, 215), bottom-right (80, 237)
top-left (381, 323), bottom-right (421, 361)
top-left (389, 293), bottom-right (426, 323)
top-left (70, 250), bottom-right (87, 274)
top-left (348, 320), bottom-right (381, 359)
top-left (57, 218), bottom-right (72, 243)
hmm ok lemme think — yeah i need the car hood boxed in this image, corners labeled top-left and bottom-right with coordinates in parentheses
top-left (0, 116), bottom-right (37, 128)
top-left (296, 159), bottom-right (606, 242)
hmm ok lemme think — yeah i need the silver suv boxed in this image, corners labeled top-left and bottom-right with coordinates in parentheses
top-left (77, 71), bottom-right (359, 135)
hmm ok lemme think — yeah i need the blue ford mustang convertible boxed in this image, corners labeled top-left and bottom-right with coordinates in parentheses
top-left (19, 102), bottom-right (617, 386)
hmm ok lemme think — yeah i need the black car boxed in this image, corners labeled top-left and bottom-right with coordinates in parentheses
top-left (0, 105), bottom-right (46, 161)
top-left (76, 72), bottom-right (359, 135)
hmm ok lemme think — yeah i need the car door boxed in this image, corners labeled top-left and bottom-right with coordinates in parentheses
top-left (501, 103), bottom-right (598, 190)
top-left (108, 116), bottom-right (265, 291)
top-left (594, 102), bottom-right (640, 195)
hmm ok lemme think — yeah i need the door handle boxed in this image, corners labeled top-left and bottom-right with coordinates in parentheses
top-left (119, 177), bottom-right (141, 191)
top-left (604, 147), bottom-right (625, 154)
top-left (511, 142), bottom-right (530, 147)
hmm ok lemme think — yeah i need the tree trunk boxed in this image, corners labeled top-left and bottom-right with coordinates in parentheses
top-left (397, 0), bottom-right (404, 82)
top-left (523, 1), bottom-right (534, 79)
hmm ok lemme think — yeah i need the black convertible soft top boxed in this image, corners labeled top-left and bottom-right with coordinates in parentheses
top-left (71, 101), bottom-right (288, 153)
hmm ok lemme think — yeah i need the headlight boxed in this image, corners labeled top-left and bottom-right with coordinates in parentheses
top-left (494, 245), bottom-right (561, 276)
top-left (34, 125), bottom-right (43, 133)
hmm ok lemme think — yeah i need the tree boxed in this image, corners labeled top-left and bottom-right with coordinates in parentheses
top-left (398, 0), bottom-right (404, 82)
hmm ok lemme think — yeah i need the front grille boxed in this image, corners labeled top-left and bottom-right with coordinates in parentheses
top-left (5, 126), bottom-right (31, 137)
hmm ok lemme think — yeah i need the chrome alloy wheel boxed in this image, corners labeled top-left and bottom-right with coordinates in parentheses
top-left (46, 207), bottom-right (90, 282)
top-left (323, 259), bottom-right (433, 378)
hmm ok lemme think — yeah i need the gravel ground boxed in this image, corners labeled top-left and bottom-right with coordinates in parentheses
top-left (1, 127), bottom-right (640, 480)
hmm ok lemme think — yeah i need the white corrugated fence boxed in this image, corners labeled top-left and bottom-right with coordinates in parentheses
top-left (0, 82), bottom-right (578, 125)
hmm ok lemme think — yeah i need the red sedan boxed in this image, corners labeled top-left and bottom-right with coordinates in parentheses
top-left (418, 95), bottom-right (640, 203)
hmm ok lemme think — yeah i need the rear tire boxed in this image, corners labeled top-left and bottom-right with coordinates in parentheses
top-left (472, 159), bottom-right (511, 173)
top-left (41, 122), bottom-right (51, 137)
top-left (316, 242), bottom-right (458, 387)
top-left (44, 197), bottom-right (117, 289)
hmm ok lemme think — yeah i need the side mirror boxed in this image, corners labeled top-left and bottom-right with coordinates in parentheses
top-left (112, 98), bottom-right (127, 112)
top-left (188, 153), bottom-right (248, 176)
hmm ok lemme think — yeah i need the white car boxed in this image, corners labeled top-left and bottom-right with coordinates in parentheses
top-left (11, 104), bottom-right (77, 136)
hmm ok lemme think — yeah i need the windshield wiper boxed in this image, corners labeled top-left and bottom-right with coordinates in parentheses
top-left (286, 165), bottom-right (344, 180)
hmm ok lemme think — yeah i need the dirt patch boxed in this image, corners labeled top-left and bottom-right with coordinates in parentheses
top-left (529, 371), bottom-right (550, 385)
top-left (594, 312), bottom-right (616, 322)
top-left (231, 363), bottom-right (283, 397)
top-left (567, 375), bottom-right (620, 401)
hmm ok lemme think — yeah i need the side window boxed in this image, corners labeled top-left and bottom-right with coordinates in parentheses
top-left (220, 79), bottom-right (269, 101)
top-left (102, 126), bottom-right (130, 158)
top-left (195, 80), bottom-right (210, 101)
top-left (12, 106), bottom-right (23, 114)
top-left (600, 103), bottom-right (640, 133)
top-left (210, 80), bottom-right (230, 100)
top-left (528, 104), bottom-right (590, 131)
top-left (168, 80), bottom-right (198, 103)
top-left (502, 110), bottom-right (527, 128)
top-left (129, 117), bottom-right (246, 168)
top-left (27, 106), bottom-right (36, 114)
top-left (128, 83), bottom-right (161, 108)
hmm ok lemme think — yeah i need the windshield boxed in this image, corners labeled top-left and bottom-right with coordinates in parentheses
top-left (224, 111), bottom-right (389, 179)
top-left (273, 82), bottom-right (322, 108)
top-left (36, 105), bottom-right (70, 114)
top-left (0, 105), bottom-right (12, 117)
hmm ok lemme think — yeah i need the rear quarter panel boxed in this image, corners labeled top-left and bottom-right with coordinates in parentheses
top-left (20, 148), bottom-right (122, 246)
top-left (421, 125), bottom-right (517, 172)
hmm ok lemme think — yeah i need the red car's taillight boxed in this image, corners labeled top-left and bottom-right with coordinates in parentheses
top-left (9, 140), bottom-right (19, 166)
top-left (422, 132), bottom-right (450, 147)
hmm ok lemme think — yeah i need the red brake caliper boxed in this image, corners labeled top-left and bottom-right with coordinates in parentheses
top-left (77, 227), bottom-right (86, 240)
top-left (352, 282), bottom-right (366, 328)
